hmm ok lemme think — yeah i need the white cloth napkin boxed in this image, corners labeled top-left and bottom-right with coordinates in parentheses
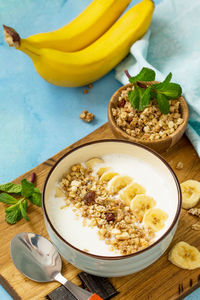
top-left (115, 0), bottom-right (200, 156)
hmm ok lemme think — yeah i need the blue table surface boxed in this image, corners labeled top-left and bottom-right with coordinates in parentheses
top-left (0, 0), bottom-right (199, 299)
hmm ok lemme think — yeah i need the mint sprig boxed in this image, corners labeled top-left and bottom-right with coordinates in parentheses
top-left (0, 182), bottom-right (22, 193)
top-left (126, 68), bottom-right (182, 114)
top-left (0, 178), bottom-right (41, 224)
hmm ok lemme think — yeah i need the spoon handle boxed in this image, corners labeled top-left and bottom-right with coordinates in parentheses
top-left (55, 273), bottom-right (103, 300)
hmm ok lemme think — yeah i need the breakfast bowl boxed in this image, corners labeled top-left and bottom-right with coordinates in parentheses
top-left (42, 140), bottom-right (181, 277)
top-left (108, 82), bottom-right (189, 153)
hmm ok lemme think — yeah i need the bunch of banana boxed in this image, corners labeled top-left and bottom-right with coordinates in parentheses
top-left (180, 180), bottom-right (200, 209)
top-left (3, 0), bottom-right (154, 87)
top-left (26, 0), bottom-right (132, 52)
top-left (169, 241), bottom-right (200, 270)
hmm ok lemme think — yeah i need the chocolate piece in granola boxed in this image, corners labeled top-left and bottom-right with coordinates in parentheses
top-left (105, 212), bottom-right (115, 223)
top-left (118, 99), bottom-right (126, 108)
top-left (83, 191), bottom-right (96, 205)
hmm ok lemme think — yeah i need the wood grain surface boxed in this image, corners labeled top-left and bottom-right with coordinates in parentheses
top-left (0, 123), bottom-right (200, 300)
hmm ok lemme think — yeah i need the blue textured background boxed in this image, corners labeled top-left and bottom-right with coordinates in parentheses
top-left (0, 0), bottom-right (198, 299)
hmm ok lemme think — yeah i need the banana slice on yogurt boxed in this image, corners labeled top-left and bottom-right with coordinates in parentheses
top-left (130, 194), bottom-right (156, 218)
top-left (144, 208), bottom-right (168, 232)
top-left (168, 241), bottom-right (200, 270)
top-left (120, 183), bottom-right (146, 205)
top-left (97, 167), bottom-right (111, 177)
top-left (100, 171), bottom-right (119, 182)
top-left (85, 157), bottom-right (104, 169)
top-left (180, 180), bottom-right (200, 209)
top-left (109, 175), bottom-right (132, 194)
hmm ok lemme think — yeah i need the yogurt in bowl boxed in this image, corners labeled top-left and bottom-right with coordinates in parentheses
top-left (43, 140), bottom-right (181, 277)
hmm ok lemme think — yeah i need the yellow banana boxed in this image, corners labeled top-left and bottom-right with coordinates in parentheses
top-left (85, 157), bottom-right (104, 169)
top-left (3, 0), bottom-right (154, 87)
top-left (26, 0), bottom-right (131, 52)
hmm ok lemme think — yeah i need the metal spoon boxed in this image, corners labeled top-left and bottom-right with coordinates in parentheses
top-left (10, 232), bottom-right (102, 300)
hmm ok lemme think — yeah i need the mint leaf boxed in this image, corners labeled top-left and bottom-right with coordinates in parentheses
top-left (21, 179), bottom-right (34, 198)
top-left (29, 187), bottom-right (41, 207)
top-left (0, 193), bottom-right (18, 204)
top-left (163, 72), bottom-right (172, 84)
top-left (139, 87), bottom-right (151, 111)
top-left (20, 200), bottom-right (29, 221)
top-left (5, 204), bottom-right (22, 224)
top-left (129, 67), bottom-right (155, 83)
top-left (156, 93), bottom-right (170, 114)
top-left (0, 183), bottom-right (21, 194)
top-left (152, 82), bottom-right (182, 99)
top-left (128, 89), bottom-right (139, 110)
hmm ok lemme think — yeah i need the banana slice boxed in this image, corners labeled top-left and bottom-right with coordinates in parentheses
top-left (130, 194), bottom-right (156, 218)
top-left (55, 187), bottom-right (65, 198)
top-left (97, 167), bottom-right (111, 177)
top-left (180, 180), bottom-right (200, 209)
top-left (120, 183), bottom-right (146, 205)
top-left (168, 241), bottom-right (200, 270)
top-left (144, 208), bottom-right (168, 232)
top-left (109, 175), bottom-right (132, 194)
top-left (100, 171), bottom-right (119, 182)
top-left (85, 157), bottom-right (104, 169)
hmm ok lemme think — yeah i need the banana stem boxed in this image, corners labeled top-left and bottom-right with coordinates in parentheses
top-left (3, 25), bottom-right (21, 48)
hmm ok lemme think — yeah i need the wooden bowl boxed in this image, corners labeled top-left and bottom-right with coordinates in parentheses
top-left (108, 82), bottom-right (189, 153)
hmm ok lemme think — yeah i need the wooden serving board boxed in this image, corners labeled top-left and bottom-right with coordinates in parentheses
top-left (0, 123), bottom-right (200, 300)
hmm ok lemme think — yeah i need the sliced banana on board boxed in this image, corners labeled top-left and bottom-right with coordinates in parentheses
top-left (109, 175), bottom-right (132, 194)
top-left (144, 208), bottom-right (168, 232)
top-left (180, 180), bottom-right (200, 209)
top-left (100, 171), bottom-right (119, 182)
top-left (85, 157), bottom-right (104, 169)
top-left (97, 167), bottom-right (111, 177)
top-left (130, 194), bottom-right (156, 218)
top-left (168, 241), bottom-right (200, 270)
top-left (120, 183), bottom-right (146, 205)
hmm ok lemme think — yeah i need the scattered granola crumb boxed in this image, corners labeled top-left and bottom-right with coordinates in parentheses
top-left (191, 223), bottom-right (200, 231)
top-left (83, 89), bottom-right (89, 94)
top-left (83, 248), bottom-right (89, 253)
top-left (88, 84), bottom-right (93, 89)
top-left (80, 110), bottom-right (94, 122)
top-left (176, 161), bottom-right (184, 170)
top-left (188, 208), bottom-right (200, 217)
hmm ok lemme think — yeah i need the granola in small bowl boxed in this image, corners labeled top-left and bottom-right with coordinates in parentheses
top-left (108, 68), bottom-right (189, 152)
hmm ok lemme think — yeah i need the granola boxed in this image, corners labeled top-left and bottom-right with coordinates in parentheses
top-left (175, 161), bottom-right (184, 170)
top-left (112, 86), bottom-right (183, 141)
top-left (80, 110), bottom-right (94, 122)
top-left (58, 163), bottom-right (154, 255)
top-left (191, 223), bottom-right (200, 231)
top-left (188, 208), bottom-right (200, 217)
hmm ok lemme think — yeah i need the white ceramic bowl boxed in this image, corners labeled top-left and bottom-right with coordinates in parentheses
top-left (42, 140), bottom-right (181, 277)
